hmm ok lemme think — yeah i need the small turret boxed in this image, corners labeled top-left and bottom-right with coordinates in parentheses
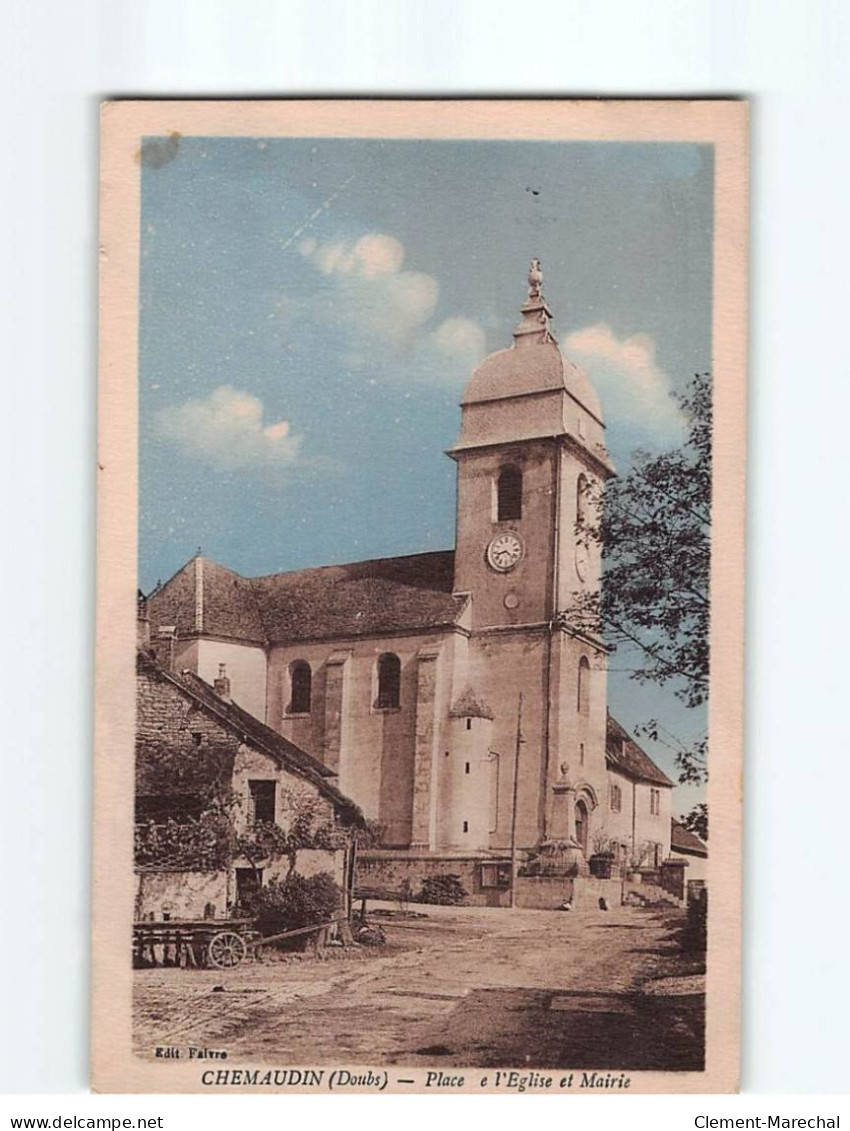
top-left (439, 687), bottom-right (495, 849)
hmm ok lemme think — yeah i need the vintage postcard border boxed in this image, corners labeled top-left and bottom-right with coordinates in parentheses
top-left (94, 98), bottom-right (748, 1094)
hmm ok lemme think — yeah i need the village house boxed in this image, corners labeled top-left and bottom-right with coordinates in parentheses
top-left (134, 638), bottom-right (364, 922)
top-left (670, 819), bottom-right (709, 885)
top-left (604, 713), bottom-right (674, 871)
top-left (144, 262), bottom-right (689, 906)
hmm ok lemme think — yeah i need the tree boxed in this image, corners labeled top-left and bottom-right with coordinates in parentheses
top-left (680, 802), bottom-right (708, 842)
top-left (558, 372), bottom-right (711, 789)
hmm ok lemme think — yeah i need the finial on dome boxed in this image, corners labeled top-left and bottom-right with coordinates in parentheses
top-left (528, 258), bottom-right (543, 299)
top-left (514, 256), bottom-right (556, 348)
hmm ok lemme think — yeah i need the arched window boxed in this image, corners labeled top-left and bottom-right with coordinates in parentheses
top-left (289, 661), bottom-right (312, 714)
top-left (497, 465), bottom-right (523, 521)
top-left (577, 656), bottom-right (590, 716)
top-left (376, 653), bottom-right (401, 709)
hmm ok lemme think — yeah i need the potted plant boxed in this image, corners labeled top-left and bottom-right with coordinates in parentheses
top-left (588, 832), bottom-right (615, 879)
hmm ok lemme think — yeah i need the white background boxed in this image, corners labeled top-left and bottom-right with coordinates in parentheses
top-left (1, 0), bottom-right (849, 1113)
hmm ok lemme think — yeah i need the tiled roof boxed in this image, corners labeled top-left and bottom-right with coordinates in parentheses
top-left (251, 551), bottom-right (464, 643)
top-left (145, 550), bottom-right (465, 646)
top-left (146, 556), bottom-right (266, 644)
top-left (605, 713), bottom-right (675, 787)
top-left (670, 818), bottom-right (708, 856)
top-left (137, 651), bottom-right (364, 825)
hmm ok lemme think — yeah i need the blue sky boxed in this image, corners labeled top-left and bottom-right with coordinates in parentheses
top-left (139, 137), bottom-right (713, 811)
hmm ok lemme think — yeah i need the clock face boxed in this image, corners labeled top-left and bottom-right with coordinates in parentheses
top-left (487, 532), bottom-right (524, 572)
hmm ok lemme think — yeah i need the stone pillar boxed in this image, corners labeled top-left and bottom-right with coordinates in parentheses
top-left (550, 781), bottom-right (577, 842)
top-left (322, 650), bottom-right (351, 775)
top-left (661, 857), bottom-right (688, 901)
top-left (548, 766), bottom-right (586, 873)
top-left (410, 644), bottom-right (442, 849)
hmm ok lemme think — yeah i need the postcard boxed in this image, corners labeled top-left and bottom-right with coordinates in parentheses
top-left (94, 99), bottom-right (747, 1093)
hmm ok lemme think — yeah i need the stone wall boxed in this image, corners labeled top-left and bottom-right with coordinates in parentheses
top-left (135, 870), bottom-right (227, 921)
top-left (357, 852), bottom-right (511, 908)
top-left (513, 875), bottom-right (573, 909)
top-left (135, 848), bottom-right (343, 921)
top-left (571, 875), bottom-right (622, 909)
top-left (137, 664), bottom-right (241, 755)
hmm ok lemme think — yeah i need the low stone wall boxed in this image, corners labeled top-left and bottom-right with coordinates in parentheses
top-left (513, 875), bottom-right (573, 909)
top-left (357, 855), bottom-right (630, 911)
top-left (571, 876), bottom-right (623, 909)
top-left (357, 852), bottom-right (511, 907)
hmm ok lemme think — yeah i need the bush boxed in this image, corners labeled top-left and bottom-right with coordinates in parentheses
top-left (417, 874), bottom-right (467, 905)
top-left (249, 872), bottom-right (341, 945)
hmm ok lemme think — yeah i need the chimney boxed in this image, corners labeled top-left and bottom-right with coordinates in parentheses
top-left (213, 663), bottom-right (231, 702)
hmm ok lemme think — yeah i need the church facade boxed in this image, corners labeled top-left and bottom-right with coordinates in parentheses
top-left (145, 264), bottom-right (673, 893)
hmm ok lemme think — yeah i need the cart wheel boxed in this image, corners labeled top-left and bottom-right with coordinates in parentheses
top-left (207, 931), bottom-right (247, 969)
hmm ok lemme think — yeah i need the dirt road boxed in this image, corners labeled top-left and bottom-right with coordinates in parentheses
top-left (133, 902), bottom-right (704, 1071)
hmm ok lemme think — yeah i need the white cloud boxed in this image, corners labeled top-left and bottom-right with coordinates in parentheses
top-left (156, 386), bottom-right (302, 473)
top-left (386, 271), bottom-right (439, 325)
top-left (562, 322), bottom-right (686, 445)
top-left (295, 231), bottom-right (486, 383)
top-left (432, 317), bottom-right (487, 359)
top-left (301, 232), bottom-right (405, 280)
top-left (351, 233), bottom-right (405, 277)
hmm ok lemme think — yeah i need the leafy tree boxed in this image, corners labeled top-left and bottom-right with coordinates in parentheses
top-left (559, 372), bottom-right (711, 789)
top-left (680, 802), bottom-right (708, 842)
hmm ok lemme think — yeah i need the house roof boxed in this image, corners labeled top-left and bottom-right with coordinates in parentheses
top-left (145, 550), bottom-right (466, 646)
top-left (670, 818), bottom-right (708, 857)
top-left (137, 651), bottom-right (365, 825)
top-left (605, 713), bottom-right (675, 787)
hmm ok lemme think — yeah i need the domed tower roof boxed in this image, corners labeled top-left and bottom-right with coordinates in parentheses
top-left (451, 260), bottom-right (611, 471)
top-left (463, 259), bottom-right (603, 421)
top-left (463, 343), bottom-right (603, 423)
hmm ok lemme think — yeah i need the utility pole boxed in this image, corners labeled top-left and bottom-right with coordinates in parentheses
top-left (509, 692), bottom-right (524, 909)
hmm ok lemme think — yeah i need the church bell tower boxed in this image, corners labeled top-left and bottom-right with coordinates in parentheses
top-left (449, 260), bottom-right (614, 631)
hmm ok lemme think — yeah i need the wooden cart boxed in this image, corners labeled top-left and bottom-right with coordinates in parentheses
top-left (132, 918), bottom-right (258, 969)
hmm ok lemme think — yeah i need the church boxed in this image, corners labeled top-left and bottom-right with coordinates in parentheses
top-left (145, 262), bottom-right (675, 904)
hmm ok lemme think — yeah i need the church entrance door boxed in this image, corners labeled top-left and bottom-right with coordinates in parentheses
top-left (574, 800), bottom-right (589, 854)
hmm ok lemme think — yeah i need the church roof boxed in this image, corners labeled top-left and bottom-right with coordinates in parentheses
top-left (146, 556), bottom-right (268, 643)
top-left (670, 818), bottom-right (708, 857)
top-left (252, 551), bottom-right (464, 643)
top-left (605, 713), bottom-right (675, 787)
top-left (145, 550), bottom-right (466, 646)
